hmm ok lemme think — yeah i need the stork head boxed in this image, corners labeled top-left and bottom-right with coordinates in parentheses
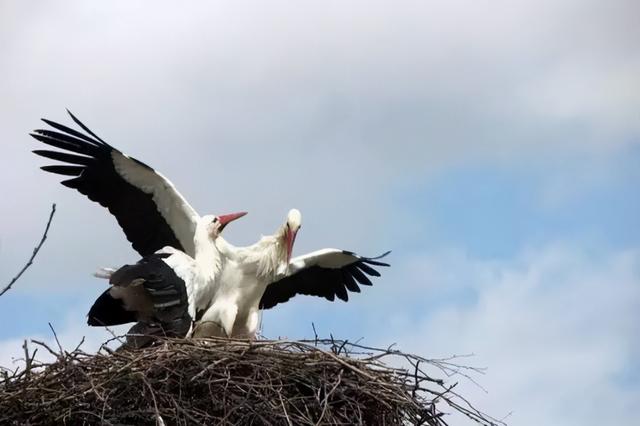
top-left (282, 208), bottom-right (302, 263)
top-left (201, 212), bottom-right (248, 240)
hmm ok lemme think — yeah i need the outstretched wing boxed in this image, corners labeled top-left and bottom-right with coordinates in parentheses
top-left (259, 249), bottom-right (390, 309)
top-left (31, 110), bottom-right (199, 256)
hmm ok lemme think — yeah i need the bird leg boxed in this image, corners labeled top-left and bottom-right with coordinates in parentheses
top-left (193, 302), bottom-right (238, 338)
top-left (192, 320), bottom-right (227, 338)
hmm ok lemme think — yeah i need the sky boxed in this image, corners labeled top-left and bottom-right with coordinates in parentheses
top-left (1, 1), bottom-right (638, 424)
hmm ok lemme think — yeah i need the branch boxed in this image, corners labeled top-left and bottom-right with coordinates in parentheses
top-left (0, 203), bottom-right (56, 297)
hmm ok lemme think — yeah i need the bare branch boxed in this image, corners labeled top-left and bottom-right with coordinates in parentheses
top-left (48, 323), bottom-right (64, 358)
top-left (0, 204), bottom-right (56, 297)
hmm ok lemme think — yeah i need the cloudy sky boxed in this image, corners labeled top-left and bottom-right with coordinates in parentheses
top-left (1, 1), bottom-right (638, 424)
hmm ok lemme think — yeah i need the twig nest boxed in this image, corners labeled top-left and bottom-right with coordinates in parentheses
top-left (0, 337), bottom-right (498, 425)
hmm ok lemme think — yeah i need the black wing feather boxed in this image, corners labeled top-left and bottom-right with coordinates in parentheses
top-left (333, 280), bottom-right (349, 302)
top-left (341, 271), bottom-right (361, 293)
top-left (359, 251), bottom-right (391, 267)
top-left (67, 109), bottom-right (108, 144)
top-left (40, 165), bottom-right (85, 176)
top-left (348, 265), bottom-right (373, 286)
top-left (30, 132), bottom-right (96, 156)
top-left (31, 111), bottom-right (184, 256)
top-left (34, 129), bottom-right (101, 148)
top-left (354, 262), bottom-right (380, 277)
top-left (33, 149), bottom-right (93, 165)
top-left (259, 252), bottom-right (389, 309)
top-left (41, 118), bottom-right (105, 147)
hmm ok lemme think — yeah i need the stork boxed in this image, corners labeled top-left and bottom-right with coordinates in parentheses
top-left (89, 212), bottom-right (246, 348)
top-left (30, 110), bottom-right (236, 326)
top-left (194, 209), bottom-right (390, 338)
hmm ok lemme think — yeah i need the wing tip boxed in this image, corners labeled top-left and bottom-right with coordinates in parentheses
top-left (60, 177), bottom-right (80, 188)
top-left (362, 250), bottom-right (391, 267)
top-left (66, 108), bottom-right (108, 145)
top-left (373, 250), bottom-right (392, 259)
top-left (65, 108), bottom-right (80, 125)
top-left (40, 165), bottom-right (58, 174)
top-left (29, 131), bottom-right (46, 141)
top-left (343, 249), bottom-right (391, 262)
top-left (40, 165), bottom-right (83, 176)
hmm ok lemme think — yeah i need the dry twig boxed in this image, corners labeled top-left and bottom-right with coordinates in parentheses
top-left (0, 203), bottom-right (56, 297)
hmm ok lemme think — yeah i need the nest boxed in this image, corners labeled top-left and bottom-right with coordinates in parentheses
top-left (0, 337), bottom-right (499, 425)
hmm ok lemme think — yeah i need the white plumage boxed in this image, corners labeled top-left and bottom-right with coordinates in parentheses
top-left (194, 209), bottom-right (390, 339)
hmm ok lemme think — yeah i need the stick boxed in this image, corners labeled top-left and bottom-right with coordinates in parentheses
top-left (0, 203), bottom-right (56, 297)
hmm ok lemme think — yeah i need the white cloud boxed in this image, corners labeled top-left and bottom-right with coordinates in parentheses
top-left (386, 245), bottom-right (640, 425)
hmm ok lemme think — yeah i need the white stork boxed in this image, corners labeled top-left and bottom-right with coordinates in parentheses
top-left (89, 212), bottom-right (245, 348)
top-left (29, 110), bottom-right (241, 329)
top-left (194, 209), bottom-right (390, 338)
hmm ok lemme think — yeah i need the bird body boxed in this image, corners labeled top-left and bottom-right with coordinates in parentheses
top-left (197, 233), bottom-right (289, 338)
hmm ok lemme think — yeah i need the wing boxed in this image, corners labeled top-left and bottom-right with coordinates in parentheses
top-left (88, 252), bottom-right (193, 336)
top-left (30, 110), bottom-right (199, 256)
top-left (259, 249), bottom-right (390, 309)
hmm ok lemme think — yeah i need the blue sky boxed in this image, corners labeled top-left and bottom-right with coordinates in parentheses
top-left (399, 151), bottom-right (640, 257)
top-left (1, 1), bottom-right (638, 424)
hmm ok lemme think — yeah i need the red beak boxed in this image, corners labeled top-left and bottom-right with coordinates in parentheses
top-left (218, 211), bottom-right (247, 230)
top-left (286, 227), bottom-right (298, 263)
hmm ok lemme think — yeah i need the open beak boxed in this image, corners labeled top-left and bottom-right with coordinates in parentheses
top-left (285, 227), bottom-right (298, 263)
top-left (218, 211), bottom-right (247, 231)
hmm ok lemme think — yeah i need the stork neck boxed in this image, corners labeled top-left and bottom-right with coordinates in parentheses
top-left (253, 230), bottom-right (288, 279)
top-left (193, 232), bottom-right (218, 276)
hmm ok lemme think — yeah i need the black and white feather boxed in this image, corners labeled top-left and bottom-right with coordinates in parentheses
top-left (30, 110), bottom-right (199, 256)
top-left (260, 249), bottom-right (390, 309)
